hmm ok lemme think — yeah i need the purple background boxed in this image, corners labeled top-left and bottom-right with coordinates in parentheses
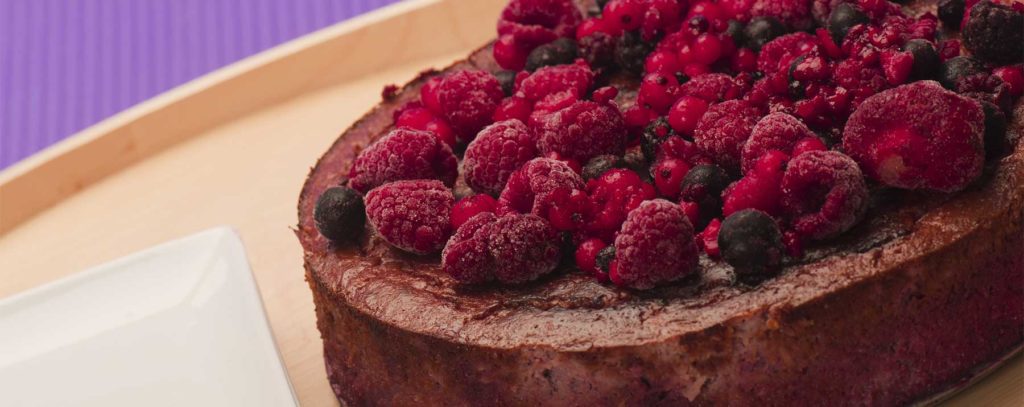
top-left (0, 0), bottom-right (402, 170)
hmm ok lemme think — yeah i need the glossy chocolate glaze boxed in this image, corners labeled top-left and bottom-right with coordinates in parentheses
top-left (297, 1), bottom-right (1024, 405)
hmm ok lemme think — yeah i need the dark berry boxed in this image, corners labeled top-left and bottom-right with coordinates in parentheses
top-left (451, 194), bottom-right (498, 230)
top-left (718, 209), bottom-right (784, 276)
top-left (596, 245), bottom-right (616, 274)
top-left (437, 70), bottom-right (505, 142)
top-left (525, 38), bottom-right (580, 71)
top-left (938, 56), bottom-right (986, 90)
top-left (641, 117), bottom-right (675, 162)
top-left (488, 214), bottom-right (562, 284)
top-left (842, 81), bottom-right (985, 192)
top-left (963, 0), bottom-right (1024, 65)
top-left (615, 31), bottom-right (655, 76)
top-left (827, 3), bottom-right (869, 44)
top-left (579, 32), bottom-right (617, 70)
top-left (680, 164), bottom-right (731, 228)
top-left (981, 101), bottom-right (1011, 159)
top-left (743, 17), bottom-right (787, 51)
top-left (582, 155), bottom-right (626, 181)
top-left (494, 70), bottom-right (518, 96)
top-left (903, 39), bottom-right (940, 81)
top-left (611, 200), bottom-right (699, 289)
top-left (314, 186), bottom-right (366, 241)
top-left (938, 0), bottom-right (966, 29)
top-left (536, 100), bottom-right (628, 162)
top-left (463, 119), bottom-right (538, 196)
top-left (726, 20), bottom-right (747, 46)
top-left (780, 151), bottom-right (869, 240)
top-left (349, 128), bottom-right (458, 193)
top-left (364, 180), bottom-right (454, 255)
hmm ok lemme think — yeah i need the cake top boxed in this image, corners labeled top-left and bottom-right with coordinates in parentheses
top-left (313, 0), bottom-right (1023, 293)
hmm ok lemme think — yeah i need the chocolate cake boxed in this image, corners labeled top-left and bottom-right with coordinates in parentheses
top-left (297, 0), bottom-right (1024, 405)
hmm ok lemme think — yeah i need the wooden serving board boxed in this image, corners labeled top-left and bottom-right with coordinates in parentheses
top-left (0, 0), bottom-right (1019, 405)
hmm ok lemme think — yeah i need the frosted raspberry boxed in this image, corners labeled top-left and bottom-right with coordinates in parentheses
top-left (694, 100), bottom-right (764, 171)
top-left (365, 180), bottom-right (454, 255)
top-left (750, 0), bottom-right (814, 30)
top-left (463, 119), bottom-right (538, 196)
top-left (518, 60), bottom-right (595, 101)
top-left (499, 157), bottom-right (585, 215)
top-left (437, 70), bottom-right (505, 142)
top-left (536, 100), bottom-right (628, 162)
top-left (442, 212), bottom-right (498, 284)
top-left (679, 73), bottom-right (743, 103)
top-left (493, 96), bottom-right (533, 123)
top-left (842, 81), bottom-right (985, 192)
top-left (742, 113), bottom-right (821, 173)
top-left (497, 0), bottom-right (583, 70)
top-left (758, 32), bottom-right (820, 75)
top-left (451, 194), bottom-right (497, 230)
top-left (586, 168), bottom-right (657, 241)
top-left (489, 214), bottom-right (562, 284)
top-left (610, 200), bottom-right (699, 290)
top-left (349, 128), bottom-right (458, 193)
top-left (781, 151), bottom-right (869, 240)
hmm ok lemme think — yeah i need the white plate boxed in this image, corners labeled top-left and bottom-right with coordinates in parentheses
top-left (0, 227), bottom-right (298, 407)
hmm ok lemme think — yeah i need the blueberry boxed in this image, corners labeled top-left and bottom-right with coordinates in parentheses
top-left (525, 38), bottom-right (579, 71)
top-left (680, 164), bottom-right (731, 228)
top-left (615, 31), bottom-right (655, 76)
top-left (743, 17), bottom-right (786, 51)
top-left (641, 117), bottom-right (674, 162)
top-left (981, 101), bottom-right (1011, 159)
top-left (828, 3), bottom-right (869, 44)
top-left (583, 155), bottom-right (626, 181)
top-left (938, 0), bottom-right (966, 29)
top-left (718, 209), bottom-right (784, 276)
top-left (725, 20), bottom-right (747, 47)
top-left (938, 56), bottom-right (985, 89)
top-left (903, 39), bottom-right (940, 81)
top-left (315, 186), bottom-right (366, 241)
top-left (494, 70), bottom-right (517, 97)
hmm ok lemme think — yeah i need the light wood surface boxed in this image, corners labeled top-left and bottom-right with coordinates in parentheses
top-left (0, 0), bottom-right (1020, 405)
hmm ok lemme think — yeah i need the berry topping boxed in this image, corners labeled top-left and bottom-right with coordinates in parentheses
top-left (525, 38), bottom-right (579, 71)
top-left (575, 238), bottom-right (609, 281)
top-left (536, 100), bottom-right (628, 162)
top-left (744, 17), bottom-right (787, 51)
top-left (750, 0), bottom-right (814, 31)
top-left (981, 101), bottom-right (1012, 159)
top-left (364, 180), bottom-right (454, 255)
top-left (679, 73), bottom-right (743, 103)
top-left (680, 164), bottom-right (732, 227)
top-left (615, 31), bottom-right (656, 76)
top-left (499, 157), bottom-right (586, 215)
top-left (451, 194), bottom-right (498, 230)
top-left (488, 214), bottom-right (563, 283)
top-left (437, 70), bottom-right (505, 142)
top-left (518, 61), bottom-right (596, 101)
top-left (993, 65), bottom-right (1024, 97)
top-left (611, 200), bottom-right (700, 290)
top-left (780, 151), bottom-right (869, 240)
top-left (903, 39), bottom-right (941, 81)
top-left (586, 168), bottom-right (657, 240)
top-left (314, 186), bottom-right (366, 242)
top-left (395, 106), bottom-right (457, 148)
top-left (694, 100), bottom-right (764, 171)
top-left (962, 0), bottom-right (1024, 65)
top-left (718, 209), bottom-right (784, 276)
top-left (938, 0), bottom-right (966, 29)
top-left (827, 3), bottom-right (869, 44)
top-left (639, 72), bottom-right (682, 112)
top-left (463, 119), bottom-right (538, 196)
top-left (843, 81), bottom-right (985, 192)
top-left (348, 128), bottom-right (458, 194)
top-left (938, 56), bottom-right (985, 90)
top-left (442, 212), bottom-right (498, 284)
top-left (742, 113), bottom-right (821, 173)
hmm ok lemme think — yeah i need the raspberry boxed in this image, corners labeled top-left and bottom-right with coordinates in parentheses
top-left (536, 100), bottom-right (628, 162)
top-left (668, 96), bottom-right (711, 137)
top-left (722, 150), bottom-right (788, 217)
top-left (575, 238), bottom-right (609, 281)
top-left (421, 76), bottom-right (445, 114)
top-left (751, 0), bottom-right (814, 30)
top-left (543, 187), bottom-right (592, 231)
top-left (437, 70), bottom-right (505, 143)
top-left (348, 128), bottom-right (458, 193)
top-left (489, 214), bottom-right (563, 284)
top-left (395, 106), bottom-right (457, 148)
top-left (497, 0), bottom-right (583, 70)
top-left (842, 81), bottom-right (985, 192)
top-left (314, 186), bottom-right (366, 242)
top-left (721, 0), bottom-right (756, 21)
top-left (498, 157), bottom-right (585, 215)
top-left (962, 0), bottom-right (1024, 65)
top-left (442, 212), bottom-right (498, 284)
top-left (463, 119), bottom-right (538, 196)
top-left (699, 218), bottom-right (723, 258)
top-left (543, 151), bottom-right (583, 175)
top-left (694, 100), bottom-right (764, 171)
top-left (611, 200), bottom-right (700, 290)
top-left (493, 96), bottom-right (533, 123)
top-left (758, 32), bottom-right (820, 75)
top-left (956, 73), bottom-right (1013, 114)
top-left (718, 209), bottom-right (784, 276)
top-left (679, 73), bottom-right (742, 103)
top-left (364, 180), bottom-right (454, 255)
top-left (652, 158), bottom-right (692, 200)
top-left (518, 61), bottom-right (595, 101)
top-left (586, 168), bottom-right (657, 241)
top-left (742, 113), bottom-right (820, 173)
top-left (451, 194), bottom-right (498, 230)
top-left (879, 50), bottom-right (915, 86)
top-left (780, 150), bottom-right (869, 240)
top-left (494, 34), bottom-right (532, 72)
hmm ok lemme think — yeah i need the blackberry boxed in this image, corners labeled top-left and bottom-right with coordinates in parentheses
top-left (582, 154), bottom-right (626, 181)
top-left (615, 31), bottom-right (655, 76)
top-left (962, 0), bottom-right (1024, 65)
top-left (903, 39), bottom-right (940, 81)
top-left (743, 17), bottom-right (786, 51)
top-left (641, 117), bottom-right (674, 162)
top-left (314, 186), bottom-right (366, 242)
top-left (525, 38), bottom-right (579, 71)
top-left (494, 70), bottom-right (517, 96)
top-left (595, 245), bottom-right (616, 275)
top-left (937, 0), bottom-right (966, 29)
top-left (680, 164), bottom-right (731, 228)
top-left (938, 56), bottom-right (985, 90)
top-left (718, 209), bottom-right (784, 277)
top-left (827, 3), bottom-right (869, 44)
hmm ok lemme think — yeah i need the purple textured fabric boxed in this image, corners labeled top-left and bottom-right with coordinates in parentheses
top-left (0, 0), bottom-right (402, 170)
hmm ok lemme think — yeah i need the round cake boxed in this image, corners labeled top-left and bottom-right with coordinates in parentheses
top-left (297, 0), bottom-right (1024, 405)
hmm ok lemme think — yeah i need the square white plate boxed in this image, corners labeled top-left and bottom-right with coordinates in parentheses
top-left (0, 227), bottom-right (298, 407)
